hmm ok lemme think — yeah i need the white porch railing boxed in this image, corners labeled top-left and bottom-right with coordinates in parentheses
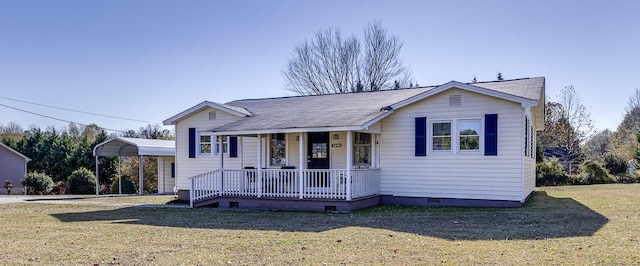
top-left (188, 168), bottom-right (380, 206)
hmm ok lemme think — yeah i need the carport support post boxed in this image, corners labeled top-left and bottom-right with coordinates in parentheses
top-left (138, 155), bottom-right (144, 195)
top-left (95, 156), bottom-right (99, 195)
top-left (118, 156), bottom-right (122, 195)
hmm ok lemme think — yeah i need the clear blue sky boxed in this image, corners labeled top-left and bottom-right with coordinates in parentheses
top-left (1, 0), bottom-right (638, 133)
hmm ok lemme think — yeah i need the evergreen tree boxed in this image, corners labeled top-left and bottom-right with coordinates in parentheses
top-left (497, 72), bottom-right (504, 81)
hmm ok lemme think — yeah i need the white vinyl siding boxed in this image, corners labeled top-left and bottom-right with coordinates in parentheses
top-left (156, 156), bottom-right (175, 194)
top-left (174, 107), bottom-right (244, 190)
top-left (379, 89), bottom-right (525, 202)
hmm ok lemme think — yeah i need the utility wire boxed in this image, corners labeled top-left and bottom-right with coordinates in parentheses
top-left (0, 102), bottom-right (128, 133)
top-left (0, 96), bottom-right (159, 124)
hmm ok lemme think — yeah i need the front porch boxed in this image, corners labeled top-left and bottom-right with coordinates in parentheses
top-left (189, 168), bottom-right (381, 210)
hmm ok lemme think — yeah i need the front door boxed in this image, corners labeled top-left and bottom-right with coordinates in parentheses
top-left (307, 132), bottom-right (330, 169)
top-left (307, 132), bottom-right (330, 188)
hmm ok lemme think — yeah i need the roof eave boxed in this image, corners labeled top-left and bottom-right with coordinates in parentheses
top-left (390, 81), bottom-right (540, 110)
top-left (163, 101), bottom-right (251, 125)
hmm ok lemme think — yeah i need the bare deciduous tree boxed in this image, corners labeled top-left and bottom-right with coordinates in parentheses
top-left (283, 21), bottom-right (412, 95)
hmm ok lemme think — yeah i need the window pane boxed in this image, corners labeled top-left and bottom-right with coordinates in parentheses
top-left (271, 147), bottom-right (286, 165)
top-left (312, 143), bottom-right (327, 158)
top-left (433, 123), bottom-right (451, 136)
top-left (200, 135), bottom-right (211, 142)
top-left (354, 146), bottom-right (371, 165)
top-left (459, 121), bottom-right (480, 136)
top-left (271, 133), bottom-right (285, 146)
top-left (200, 144), bottom-right (211, 154)
top-left (433, 137), bottom-right (451, 150)
top-left (355, 133), bottom-right (371, 144)
top-left (460, 136), bottom-right (480, 150)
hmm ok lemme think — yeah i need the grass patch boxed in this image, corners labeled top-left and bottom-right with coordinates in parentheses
top-left (80, 195), bottom-right (183, 205)
top-left (1, 184), bottom-right (639, 264)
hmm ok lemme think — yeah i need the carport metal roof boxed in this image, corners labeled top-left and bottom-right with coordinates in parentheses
top-left (92, 137), bottom-right (175, 195)
top-left (93, 137), bottom-right (175, 157)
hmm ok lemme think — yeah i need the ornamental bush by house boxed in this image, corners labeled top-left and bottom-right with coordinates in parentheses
top-left (24, 172), bottom-right (54, 195)
top-left (66, 167), bottom-right (96, 194)
top-left (109, 175), bottom-right (136, 194)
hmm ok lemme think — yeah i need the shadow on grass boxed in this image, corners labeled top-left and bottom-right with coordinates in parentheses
top-left (50, 191), bottom-right (608, 240)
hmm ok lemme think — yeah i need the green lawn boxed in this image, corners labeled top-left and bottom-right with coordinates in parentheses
top-left (1, 184), bottom-right (639, 265)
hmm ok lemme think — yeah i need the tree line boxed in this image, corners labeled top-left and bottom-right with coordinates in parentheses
top-left (537, 86), bottom-right (640, 185)
top-left (0, 122), bottom-right (173, 194)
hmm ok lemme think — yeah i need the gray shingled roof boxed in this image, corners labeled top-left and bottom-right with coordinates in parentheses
top-left (210, 77), bottom-right (544, 133)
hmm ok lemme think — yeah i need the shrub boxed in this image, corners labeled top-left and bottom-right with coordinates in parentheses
top-left (604, 154), bottom-right (628, 175)
top-left (67, 168), bottom-right (96, 194)
top-left (24, 172), bottom-right (54, 194)
top-left (615, 172), bottom-right (640, 183)
top-left (578, 161), bottom-right (613, 185)
top-left (110, 175), bottom-right (136, 194)
top-left (536, 158), bottom-right (569, 186)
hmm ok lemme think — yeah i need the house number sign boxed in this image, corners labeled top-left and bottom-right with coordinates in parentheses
top-left (331, 143), bottom-right (342, 148)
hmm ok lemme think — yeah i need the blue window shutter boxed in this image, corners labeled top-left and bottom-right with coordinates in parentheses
top-left (188, 128), bottom-right (196, 158)
top-left (171, 162), bottom-right (175, 178)
top-left (485, 114), bottom-right (498, 156)
top-left (229, 136), bottom-right (238, 158)
top-left (415, 117), bottom-right (427, 156)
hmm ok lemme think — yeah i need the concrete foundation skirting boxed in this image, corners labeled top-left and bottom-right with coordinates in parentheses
top-left (180, 188), bottom-right (529, 211)
top-left (380, 195), bottom-right (525, 207)
top-left (194, 195), bottom-right (380, 212)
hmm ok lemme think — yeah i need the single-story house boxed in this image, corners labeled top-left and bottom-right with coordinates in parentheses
top-left (163, 77), bottom-right (545, 211)
top-left (0, 142), bottom-right (30, 195)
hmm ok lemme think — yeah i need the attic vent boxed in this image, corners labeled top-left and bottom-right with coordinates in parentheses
top-left (209, 111), bottom-right (216, 120)
top-left (449, 95), bottom-right (461, 107)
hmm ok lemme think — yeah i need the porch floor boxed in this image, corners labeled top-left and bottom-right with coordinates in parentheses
top-left (193, 195), bottom-right (381, 212)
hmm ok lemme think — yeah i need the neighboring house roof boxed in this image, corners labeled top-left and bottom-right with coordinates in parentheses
top-left (0, 142), bottom-right (31, 162)
top-left (164, 77), bottom-right (545, 134)
top-left (93, 137), bottom-right (175, 157)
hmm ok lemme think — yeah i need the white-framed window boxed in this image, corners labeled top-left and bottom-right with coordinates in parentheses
top-left (354, 132), bottom-right (371, 166)
top-left (197, 132), bottom-right (227, 156)
top-left (270, 133), bottom-right (286, 166)
top-left (198, 132), bottom-right (213, 156)
top-left (431, 121), bottom-right (452, 151)
top-left (458, 119), bottom-right (481, 151)
top-left (429, 118), bottom-right (482, 154)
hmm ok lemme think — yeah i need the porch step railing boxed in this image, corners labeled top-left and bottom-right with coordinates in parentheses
top-left (188, 168), bottom-right (380, 207)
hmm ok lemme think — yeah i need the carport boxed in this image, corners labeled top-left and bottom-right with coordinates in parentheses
top-left (93, 137), bottom-right (175, 195)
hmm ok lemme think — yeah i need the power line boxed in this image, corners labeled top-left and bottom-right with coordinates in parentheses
top-left (0, 96), bottom-right (159, 124)
top-left (0, 102), bottom-right (129, 133)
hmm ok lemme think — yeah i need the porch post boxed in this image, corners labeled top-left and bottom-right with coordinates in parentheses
top-left (138, 155), bottom-right (144, 195)
top-left (239, 137), bottom-right (243, 168)
top-left (371, 134), bottom-right (377, 168)
top-left (95, 155), bottom-right (99, 195)
top-left (219, 135), bottom-right (225, 192)
top-left (346, 130), bottom-right (353, 200)
top-left (298, 132), bottom-right (304, 199)
top-left (257, 134), bottom-right (262, 198)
